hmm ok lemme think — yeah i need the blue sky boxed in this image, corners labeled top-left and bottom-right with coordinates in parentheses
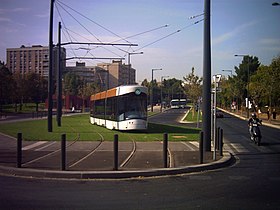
top-left (1, 0), bottom-right (280, 82)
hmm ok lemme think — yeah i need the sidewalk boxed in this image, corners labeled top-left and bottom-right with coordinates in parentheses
top-left (0, 132), bottom-right (233, 179)
top-left (219, 108), bottom-right (280, 129)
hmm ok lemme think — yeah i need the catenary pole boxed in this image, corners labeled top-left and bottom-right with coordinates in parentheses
top-left (57, 22), bottom-right (62, 127)
top-left (48, 0), bottom-right (55, 132)
top-left (202, 0), bottom-right (211, 151)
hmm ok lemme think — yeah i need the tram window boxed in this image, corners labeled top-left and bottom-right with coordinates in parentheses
top-left (94, 99), bottom-right (105, 119)
top-left (106, 97), bottom-right (117, 121)
top-left (117, 93), bottom-right (147, 121)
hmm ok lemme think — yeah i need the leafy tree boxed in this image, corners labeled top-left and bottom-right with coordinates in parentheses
top-left (25, 73), bottom-right (48, 111)
top-left (78, 81), bottom-right (99, 112)
top-left (233, 56), bottom-right (260, 104)
top-left (183, 67), bottom-right (202, 104)
top-left (0, 61), bottom-right (13, 112)
top-left (63, 72), bottom-right (81, 95)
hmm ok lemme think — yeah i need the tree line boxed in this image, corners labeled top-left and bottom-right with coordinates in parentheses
top-left (219, 55), bottom-right (280, 114)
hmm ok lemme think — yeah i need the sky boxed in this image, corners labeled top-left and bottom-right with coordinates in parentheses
top-left (1, 0), bottom-right (280, 83)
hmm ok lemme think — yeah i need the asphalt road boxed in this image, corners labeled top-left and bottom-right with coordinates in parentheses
top-left (0, 109), bottom-right (279, 210)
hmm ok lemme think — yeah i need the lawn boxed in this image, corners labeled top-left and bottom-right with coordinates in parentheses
top-left (0, 114), bottom-right (200, 142)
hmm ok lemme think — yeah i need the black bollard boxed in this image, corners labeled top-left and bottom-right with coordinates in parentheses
top-left (17, 133), bottom-right (22, 168)
top-left (61, 134), bottom-right (66, 171)
top-left (219, 129), bottom-right (223, 156)
top-left (199, 131), bottom-right (204, 164)
top-left (113, 134), bottom-right (118, 171)
top-left (217, 127), bottom-right (220, 150)
top-left (163, 133), bottom-right (168, 168)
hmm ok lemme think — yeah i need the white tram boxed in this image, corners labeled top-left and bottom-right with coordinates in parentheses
top-left (170, 99), bottom-right (187, 109)
top-left (90, 85), bottom-right (148, 130)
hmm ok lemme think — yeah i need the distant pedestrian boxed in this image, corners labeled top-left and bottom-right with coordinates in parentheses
top-left (272, 109), bottom-right (277, 120)
top-left (267, 109), bottom-right (270, 120)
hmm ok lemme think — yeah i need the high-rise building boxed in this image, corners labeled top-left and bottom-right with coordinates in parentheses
top-left (6, 45), bottom-right (66, 78)
top-left (97, 60), bottom-right (136, 89)
top-left (65, 62), bottom-right (108, 90)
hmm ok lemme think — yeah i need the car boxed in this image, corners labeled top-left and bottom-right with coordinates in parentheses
top-left (216, 110), bottom-right (224, 118)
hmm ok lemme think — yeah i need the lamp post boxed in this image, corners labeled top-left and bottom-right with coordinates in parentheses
top-left (212, 74), bottom-right (222, 161)
top-left (222, 69), bottom-right (232, 78)
top-left (160, 76), bottom-right (169, 112)
top-left (151, 68), bottom-right (162, 112)
top-left (235, 54), bottom-right (250, 118)
top-left (272, 2), bottom-right (280, 6)
top-left (128, 52), bottom-right (143, 84)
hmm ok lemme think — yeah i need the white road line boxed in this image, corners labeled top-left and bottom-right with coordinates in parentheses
top-left (229, 176), bottom-right (251, 180)
top-left (22, 141), bottom-right (48, 151)
top-left (35, 141), bottom-right (57, 151)
top-left (189, 141), bottom-right (199, 149)
top-left (189, 175), bottom-right (212, 180)
top-left (229, 143), bottom-right (249, 153)
top-left (180, 142), bottom-right (196, 151)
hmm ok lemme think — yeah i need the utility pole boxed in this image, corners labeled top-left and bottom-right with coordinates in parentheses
top-left (202, 0), bottom-right (212, 151)
top-left (48, 0), bottom-right (55, 132)
top-left (57, 22), bottom-right (62, 127)
top-left (150, 68), bottom-right (162, 112)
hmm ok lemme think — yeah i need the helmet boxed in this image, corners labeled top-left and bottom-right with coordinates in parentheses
top-left (251, 113), bottom-right (256, 118)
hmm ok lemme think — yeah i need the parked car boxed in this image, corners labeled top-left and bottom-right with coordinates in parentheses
top-left (216, 110), bottom-right (224, 118)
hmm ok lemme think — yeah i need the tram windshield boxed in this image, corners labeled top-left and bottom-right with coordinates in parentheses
top-left (117, 93), bottom-right (147, 121)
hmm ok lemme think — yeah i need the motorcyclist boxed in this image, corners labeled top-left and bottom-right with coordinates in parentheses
top-left (248, 113), bottom-right (262, 140)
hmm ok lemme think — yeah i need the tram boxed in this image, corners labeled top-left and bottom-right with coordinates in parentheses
top-left (170, 99), bottom-right (187, 109)
top-left (90, 85), bottom-right (148, 130)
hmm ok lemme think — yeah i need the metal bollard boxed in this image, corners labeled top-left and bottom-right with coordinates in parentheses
top-left (113, 134), bottom-right (118, 171)
top-left (199, 131), bottom-right (204, 164)
top-left (17, 133), bottom-right (22, 168)
top-left (163, 133), bottom-right (168, 168)
top-left (61, 134), bottom-right (66, 171)
top-left (217, 127), bottom-right (220, 150)
top-left (219, 129), bottom-right (223, 156)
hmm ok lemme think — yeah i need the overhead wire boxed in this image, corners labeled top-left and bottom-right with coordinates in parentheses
top-left (134, 18), bottom-right (204, 52)
top-left (56, 0), bottom-right (131, 44)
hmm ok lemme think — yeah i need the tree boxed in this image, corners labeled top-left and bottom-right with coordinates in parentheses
top-left (25, 73), bottom-right (48, 112)
top-left (78, 81), bottom-right (99, 112)
top-left (63, 72), bottom-right (81, 95)
top-left (233, 56), bottom-right (260, 107)
top-left (0, 61), bottom-right (13, 112)
top-left (183, 67), bottom-right (202, 104)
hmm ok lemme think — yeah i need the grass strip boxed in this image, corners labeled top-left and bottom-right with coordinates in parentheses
top-left (0, 114), bottom-right (200, 141)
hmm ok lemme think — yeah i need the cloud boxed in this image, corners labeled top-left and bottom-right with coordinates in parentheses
top-left (213, 21), bottom-right (257, 46)
top-left (0, 17), bottom-right (11, 22)
top-left (35, 12), bottom-right (49, 18)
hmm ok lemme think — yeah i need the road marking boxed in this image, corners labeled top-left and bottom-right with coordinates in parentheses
top-left (189, 175), bottom-right (212, 180)
top-left (189, 141), bottom-right (199, 149)
top-left (22, 141), bottom-right (47, 151)
top-left (180, 142), bottom-right (196, 151)
top-left (229, 176), bottom-right (251, 180)
top-left (35, 141), bottom-right (57, 151)
top-left (229, 143), bottom-right (249, 153)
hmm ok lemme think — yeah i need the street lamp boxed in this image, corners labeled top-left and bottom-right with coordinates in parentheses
top-left (222, 69), bottom-right (233, 77)
top-left (160, 76), bottom-right (169, 112)
top-left (128, 52), bottom-right (143, 84)
top-left (151, 68), bottom-right (162, 112)
top-left (212, 74), bottom-right (222, 161)
top-left (272, 2), bottom-right (280, 6)
top-left (235, 54), bottom-right (250, 118)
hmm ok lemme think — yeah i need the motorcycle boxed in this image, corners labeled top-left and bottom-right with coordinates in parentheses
top-left (251, 119), bottom-right (262, 146)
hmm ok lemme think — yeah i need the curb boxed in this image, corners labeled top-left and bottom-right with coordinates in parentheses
top-left (0, 152), bottom-right (234, 180)
top-left (218, 108), bottom-right (280, 130)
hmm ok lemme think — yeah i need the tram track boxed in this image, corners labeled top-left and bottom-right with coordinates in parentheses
top-left (68, 132), bottom-right (104, 168)
top-left (22, 134), bottom-right (80, 167)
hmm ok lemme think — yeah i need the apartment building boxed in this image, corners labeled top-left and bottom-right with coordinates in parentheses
top-left (66, 62), bottom-right (108, 90)
top-left (6, 45), bottom-right (66, 78)
top-left (97, 60), bottom-right (136, 89)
